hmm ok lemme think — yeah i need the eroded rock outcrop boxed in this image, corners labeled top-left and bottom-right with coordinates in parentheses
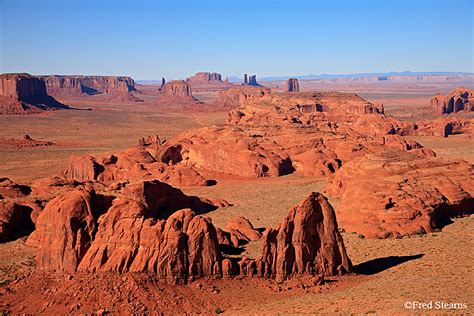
top-left (215, 86), bottom-right (270, 109)
top-left (326, 150), bottom-right (474, 238)
top-left (430, 87), bottom-right (473, 115)
top-left (258, 192), bottom-right (352, 281)
top-left (0, 73), bottom-right (69, 114)
top-left (64, 143), bottom-right (213, 188)
top-left (29, 183), bottom-right (351, 283)
top-left (162, 80), bottom-right (192, 97)
top-left (28, 180), bottom-right (221, 277)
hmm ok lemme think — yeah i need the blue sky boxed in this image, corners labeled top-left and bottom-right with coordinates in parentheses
top-left (0, 0), bottom-right (472, 79)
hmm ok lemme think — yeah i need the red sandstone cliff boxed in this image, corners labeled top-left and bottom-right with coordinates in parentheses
top-left (0, 73), bottom-right (69, 114)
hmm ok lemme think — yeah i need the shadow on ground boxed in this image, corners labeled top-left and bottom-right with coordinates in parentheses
top-left (354, 254), bottom-right (424, 275)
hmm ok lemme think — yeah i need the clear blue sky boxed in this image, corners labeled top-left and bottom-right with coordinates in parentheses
top-left (0, 0), bottom-right (472, 80)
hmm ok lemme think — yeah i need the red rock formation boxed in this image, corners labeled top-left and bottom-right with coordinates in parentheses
top-left (65, 144), bottom-right (213, 188)
top-left (258, 192), bottom-right (352, 281)
top-left (225, 216), bottom-right (262, 244)
top-left (162, 80), bottom-right (192, 97)
top-left (326, 150), bottom-right (474, 238)
top-left (216, 86), bottom-right (270, 109)
top-left (41, 75), bottom-right (136, 94)
top-left (0, 73), bottom-right (69, 114)
top-left (227, 91), bottom-right (385, 126)
top-left (29, 182), bottom-right (351, 284)
top-left (0, 135), bottom-right (55, 148)
top-left (248, 75), bottom-right (258, 86)
top-left (187, 72), bottom-right (222, 82)
top-left (77, 206), bottom-right (221, 283)
top-left (430, 87), bottom-right (473, 114)
top-left (287, 78), bottom-right (300, 92)
top-left (29, 180), bottom-right (220, 281)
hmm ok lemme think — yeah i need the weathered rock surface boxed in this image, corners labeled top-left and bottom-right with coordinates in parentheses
top-left (28, 180), bottom-right (222, 277)
top-left (153, 124), bottom-right (432, 179)
top-left (257, 192), bottom-right (352, 281)
top-left (215, 86), bottom-right (270, 109)
top-left (64, 143), bottom-right (213, 188)
top-left (157, 80), bottom-right (202, 107)
top-left (0, 73), bottom-right (69, 114)
top-left (326, 150), bottom-right (474, 238)
top-left (287, 78), bottom-right (300, 92)
top-left (430, 87), bottom-right (473, 114)
top-left (40, 75), bottom-right (141, 102)
top-left (29, 183), bottom-right (351, 283)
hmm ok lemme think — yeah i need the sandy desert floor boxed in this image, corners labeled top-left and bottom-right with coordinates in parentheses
top-left (0, 86), bottom-right (473, 314)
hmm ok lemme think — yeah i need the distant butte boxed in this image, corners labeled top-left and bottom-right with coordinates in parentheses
top-left (0, 73), bottom-right (70, 115)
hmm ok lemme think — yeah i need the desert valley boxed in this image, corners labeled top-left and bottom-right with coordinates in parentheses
top-left (1, 0), bottom-right (473, 314)
top-left (0, 70), bottom-right (473, 314)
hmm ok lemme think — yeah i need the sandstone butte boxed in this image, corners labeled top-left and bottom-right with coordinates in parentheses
top-left (430, 87), bottom-right (473, 115)
top-left (0, 73), bottom-right (69, 114)
top-left (186, 72), bottom-right (233, 93)
top-left (39, 75), bottom-right (142, 102)
top-left (157, 80), bottom-right (202, 107)
top-left (287, 78), bottom-right (300, 92)
top-left (23, 178), bottom-right (351, 283)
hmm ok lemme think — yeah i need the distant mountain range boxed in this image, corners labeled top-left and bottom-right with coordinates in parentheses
top-left (137, 71), bottom-right (473, 84)
top-left (258, 71), bottom-right (474, 82)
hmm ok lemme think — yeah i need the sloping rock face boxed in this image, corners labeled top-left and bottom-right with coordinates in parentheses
top-left (153, 123), bottom-right (432, 179)
top-left (0, 73), bottom-right (69, 114)
top-left (430, 87), bottom-right (473, 114)
top-left (326, 150), bottom-right (474, 238)
top-left (227, 91), bottom-right (385, 126)
top-left (287, 78), bottom-right (300, 92)
top-left (258, 192), bottom-right (352, 281)
top-left (28, 188), bottom-right (100, 272)
top-left (40, 75), bottom-right (141, 103)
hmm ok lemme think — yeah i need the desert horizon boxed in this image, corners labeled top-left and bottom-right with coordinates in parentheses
top-left (0, 0), bottom-right (473, 315)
